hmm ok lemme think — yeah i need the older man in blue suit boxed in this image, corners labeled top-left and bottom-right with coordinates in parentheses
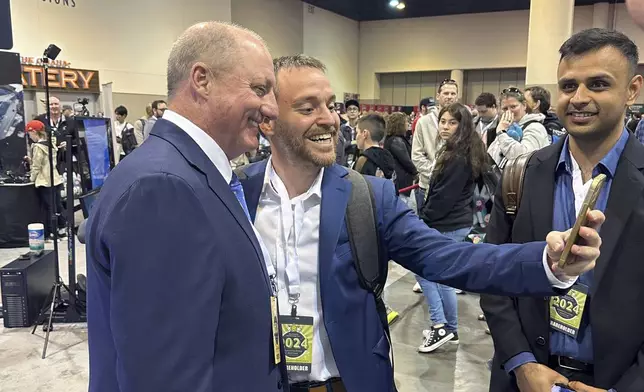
top-left (85, 23), bottom-right (286, 391)
top-left (238, 55), bottom-right (604, 392)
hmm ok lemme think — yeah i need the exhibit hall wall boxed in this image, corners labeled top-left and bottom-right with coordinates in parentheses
top-left (230, 1), bottom-right (359, 102)
top-left (357, 4), bottom-right (644, 101)
top-left (303, 3), bottom-right (359, 101)
top-left (9, 0), bottom-right (232, 96)
top-left (231, 0), bottom-right (303, 58)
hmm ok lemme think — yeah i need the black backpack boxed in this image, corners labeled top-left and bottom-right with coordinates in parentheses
top-left (121, 124), bottom-right (138, 155)
top-left (344, 169), bottom-right (390, 332)
top-left (329, 169), bottom-right (397, 389)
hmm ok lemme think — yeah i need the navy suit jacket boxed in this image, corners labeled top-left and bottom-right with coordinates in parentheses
top-left (86, 119), bottom-right (288, 392)
top-left (240, 160), bottom-right (561, 392)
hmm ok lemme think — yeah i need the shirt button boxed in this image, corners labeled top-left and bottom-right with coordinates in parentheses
top-left (536, 336), bottom-right (546, 346)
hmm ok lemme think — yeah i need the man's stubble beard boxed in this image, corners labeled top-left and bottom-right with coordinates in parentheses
top-left (272, 122), bottom-right (338, 169)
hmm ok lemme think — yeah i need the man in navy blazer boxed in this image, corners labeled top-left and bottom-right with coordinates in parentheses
top-left (238, 55), bottom-right (604, 392)
top-left (86, 23), bottom-right (287, 392)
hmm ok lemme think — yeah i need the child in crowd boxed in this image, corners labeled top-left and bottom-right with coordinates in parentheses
top-left (26, 120), bottom-right (67, 240)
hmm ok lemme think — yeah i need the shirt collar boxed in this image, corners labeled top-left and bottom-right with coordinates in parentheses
top-left (262, 157), bottom-right (324, 205)
top-left (163, 109), bottom-right (233, 184)
top-left (556, 128), bottom-right (629, 178)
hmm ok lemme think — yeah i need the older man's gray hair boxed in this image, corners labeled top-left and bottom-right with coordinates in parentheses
top-left (167, 21), bottom-right (265, 99)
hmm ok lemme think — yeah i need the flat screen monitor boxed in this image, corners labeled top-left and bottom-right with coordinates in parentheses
top-left (69, 116), bottom-right (113, 192)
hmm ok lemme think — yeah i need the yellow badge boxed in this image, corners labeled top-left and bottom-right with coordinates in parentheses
top-left (279, 315), bottom-right (314, 375)
top-left (549, 284), bottom-right (589, 338)
top-left (270, 296), bottom-right (281, 364)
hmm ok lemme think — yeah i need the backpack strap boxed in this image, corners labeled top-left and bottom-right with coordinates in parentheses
top-left (521, 120), bottom-right (542, 131)
top-left (345, 169), bottom-right (397, 390)
top-left (353, 155), bottom-right (368, 173)
top-left (345, 169), bottom-right (384, 295)
top-left (501, 151), bottom-right (536, 216)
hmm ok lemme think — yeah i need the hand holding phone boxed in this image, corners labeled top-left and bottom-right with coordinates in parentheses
top-left (558, 174), bottom-right (607, 269)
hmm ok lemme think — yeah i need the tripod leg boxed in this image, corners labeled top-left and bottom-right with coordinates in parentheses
top-left (60, 281), bottom-right (77, 301)
top-left (32, 285), bottom-right (56, 335)
top-left (41, 284), bottom-right (59, 359)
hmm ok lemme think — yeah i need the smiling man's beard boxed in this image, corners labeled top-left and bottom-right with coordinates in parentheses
top-left (272, 121), bottom-right (338, 168)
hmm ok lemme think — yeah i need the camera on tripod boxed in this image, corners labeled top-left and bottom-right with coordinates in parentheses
top-left (75, 98), bottom-right (90, 116)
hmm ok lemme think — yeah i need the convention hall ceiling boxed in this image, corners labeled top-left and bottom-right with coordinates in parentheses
top-left (304, 0), bottom-right (624, 21)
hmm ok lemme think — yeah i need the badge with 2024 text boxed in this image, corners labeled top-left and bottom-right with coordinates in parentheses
top-left (279, 315), bottom-right (314, 375)
top-left (549, 284), bottom-right (589, 338)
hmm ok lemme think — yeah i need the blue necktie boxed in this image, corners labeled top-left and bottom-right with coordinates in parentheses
top-left (229, 173), bottom-right (251, 221)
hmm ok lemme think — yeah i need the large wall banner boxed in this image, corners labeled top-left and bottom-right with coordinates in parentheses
top-left (0, 51), bottom-right (27, 175)
top-left (20, 57), bottom-right (100, 93)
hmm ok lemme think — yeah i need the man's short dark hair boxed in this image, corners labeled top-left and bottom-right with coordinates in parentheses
top-left (152, 100), bottom-right (167, 110)
top-left (358, 114), bottom-right (386, 143)
top-left (559, 28), bottom-right (639, 76)
top-left (474, 93), bottom-right (496, 108)
top-left (525, 86), bottom-right (551, 115)
top-left (273, 55), bottom-right (326, 96)
top-left (114, 105), bottom-right (128, 117)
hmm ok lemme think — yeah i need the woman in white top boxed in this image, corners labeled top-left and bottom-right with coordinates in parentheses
top-left (487, 87), bottom-right (550, 168)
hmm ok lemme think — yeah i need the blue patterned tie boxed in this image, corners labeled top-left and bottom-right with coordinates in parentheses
top-left (229, 173), bottom-right (251, 221)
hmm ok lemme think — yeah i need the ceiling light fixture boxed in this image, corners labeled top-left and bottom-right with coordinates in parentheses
top-left (389, 0), bottom-right (399, 7)
top-left (396, 2), bottom-right (406, 10)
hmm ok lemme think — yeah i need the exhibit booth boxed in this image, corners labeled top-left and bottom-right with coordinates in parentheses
top-left (0, 50), bottom-right (113, 248)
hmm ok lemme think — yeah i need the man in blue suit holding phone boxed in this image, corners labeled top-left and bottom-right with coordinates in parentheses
top-left (238, 55), bottom-right (605, 392)
top-left (86, 22), bottom-right (287, 392)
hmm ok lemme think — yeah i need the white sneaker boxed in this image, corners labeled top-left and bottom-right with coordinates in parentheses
top-left (418, 324), bottom-right (454, 353)
top-left (413, 282), bottom-right (422, 293)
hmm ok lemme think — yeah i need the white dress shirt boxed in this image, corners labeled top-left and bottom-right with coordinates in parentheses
top-left (570, 153), bottom-right (593, 215)
top-left (253, 159), bottom-right (340, 383)
top-left (162, 110), bottom-right (232, 183)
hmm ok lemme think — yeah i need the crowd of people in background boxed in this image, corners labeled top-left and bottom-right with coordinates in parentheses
top-left (99, 66), bottom-right (644, 357)
top-left (26, 26), bottom-right (644, 391)
top-left (67, 23), bottom-right (644, 392)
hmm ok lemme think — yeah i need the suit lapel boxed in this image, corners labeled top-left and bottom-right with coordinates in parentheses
top-left (528, 144), bottom-right (561, 241)
top-left (318, 165), bottom-right (351, 295)
top-left (241, 160), bottom-right (268, 223)
top-left (151, 121), bottom-right (269, 286)
top-left (592, 136), bottom-right (644, 296)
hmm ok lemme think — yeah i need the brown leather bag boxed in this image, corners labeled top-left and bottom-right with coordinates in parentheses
top-left (501, 151), bottom-right (536, 216)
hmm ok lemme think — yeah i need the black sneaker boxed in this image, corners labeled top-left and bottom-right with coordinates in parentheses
top-left (449, 331), bottom-right (459, 344)
top-left (418, 324), bottom-right (454, 353)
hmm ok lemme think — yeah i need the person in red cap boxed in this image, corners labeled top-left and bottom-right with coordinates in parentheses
top-left (25, 120), bottom-right (66, 240)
